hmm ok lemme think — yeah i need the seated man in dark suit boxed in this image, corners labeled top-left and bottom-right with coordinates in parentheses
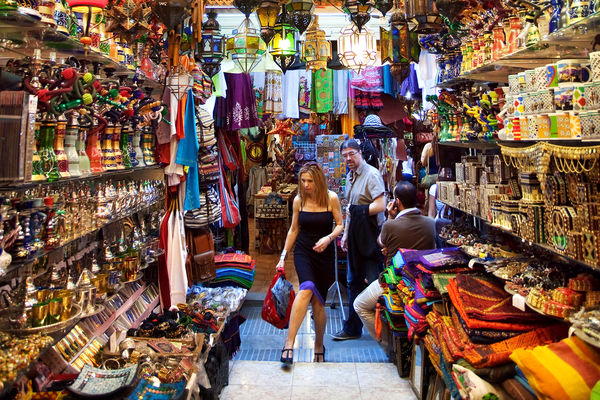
top-left (353, 181), bottom-right (437, 350)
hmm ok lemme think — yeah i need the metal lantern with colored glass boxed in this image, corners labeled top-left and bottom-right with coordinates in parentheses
top-left (234, 0), bottom-right (261, 17)
top-left (338, 22), bottom-right (377, 75)
top-left (269, 5), bottom-right (298, 73)
top-left (342, 0), bottom-right (373, 32)
top-left (302, 15), bottom-right (331, 71)
top-left (405, 0), bottom-right (441, 33)
top-left (66, 0), bottom-right (108, 47)
top-left (390, 7), bottom-right (411, 63)
top-left (286, 0), bottom-right (314, 34)
top-left (198, 10), bottom-right (225, 77)
top-left (227, 18), bottom-right (267, 74)
top-left (257, 0), bottom-right (280, 44)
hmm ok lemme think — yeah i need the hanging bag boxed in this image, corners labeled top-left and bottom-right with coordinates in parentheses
top-left (261, 269), bottom-right (295, 329)
top-left (218, 163), bottom-right (241, 228)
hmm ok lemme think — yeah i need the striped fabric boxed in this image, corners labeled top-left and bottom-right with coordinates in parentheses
top-left (510, 336), bottom-right (600, 400)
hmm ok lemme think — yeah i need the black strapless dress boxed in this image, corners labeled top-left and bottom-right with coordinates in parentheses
top-left (293, 210), bottom-right (335, 304)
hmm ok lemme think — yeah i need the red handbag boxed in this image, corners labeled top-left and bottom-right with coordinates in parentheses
top-left (261, 270), bottom-right (295, 329)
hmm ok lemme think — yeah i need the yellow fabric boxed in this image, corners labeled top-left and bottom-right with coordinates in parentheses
top-left (510, 336), bottom-right (600, 400)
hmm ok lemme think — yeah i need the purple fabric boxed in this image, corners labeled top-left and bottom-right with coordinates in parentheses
top-left (299, 281), bottom-right (325, 306)
top-left (223, 73), bottom-right (260, 131)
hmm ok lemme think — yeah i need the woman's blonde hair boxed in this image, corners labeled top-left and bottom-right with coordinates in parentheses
top-left (298, 163), bottom-right (329, 209)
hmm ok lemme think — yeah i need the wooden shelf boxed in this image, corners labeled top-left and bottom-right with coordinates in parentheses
top-left (441, 201), bottom-right (598, 272)
top-left (0, 165), bottom-right (161, 190)
top-left (437, 14), bottom-right (600, 86)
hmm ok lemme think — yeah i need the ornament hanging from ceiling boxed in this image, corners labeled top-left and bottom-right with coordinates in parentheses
top-left (405, 0), bottom-right (441, 33)
top-left (105, 0), bottom-right (152, 43)
top-left (374, 0), bottom-right (393, 16)
top-left (257, 0), bottom-right (280, 44)
top-left (338, 22), bottom-right (377, 75)
top-left (198, 9), bottom-right (225, 77)
top-left (342, 0), bottom-right (373, 32)
top-left (302, 15), bottom-right (331, 71)
top-left (269, 5), bottom-right (298, 73)
top-left (286, 0), bottom-right (314, 34)
top-left (226, 17), bottom-right (267, 74)
top-left (234, 0), bottom-right (261, 17)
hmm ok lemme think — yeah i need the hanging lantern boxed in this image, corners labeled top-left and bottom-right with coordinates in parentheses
top-left (66, 0), bottom-right (108, 48)
top-left (166, 71), bottom-right (192, 100)
top-left (302, 15), bottom-right (331, 71)
top-left (338, 23), bottom-right (377, 75)
top-left (374, 0), bottom-right (393, 16)
top-left (390, 7), bottom-right (411, 63)
top-left (380, 27), bottom-right (392, 64)
top-left (405, 0), bottom-right (441, 33)
top-left (226, 18), bottom-right (267, 74)
top-left (153, 0), bottom-right (189, 69)
top-left (288, 40), bottom-right (307, 70)
top-left (269, 6), bottom-right (298, 73)
top-left (257, 0), bottom-right (280, 44)
top-left (342, 0), bottom-right (373, 32)
top-left (234, 0), bottom-right (261, 17)
top-left (286, 0), bottom-right (315, 34)
top-left (327, 41), bottom-right (345, 69)
top-left (198, 10), bottom-right (225, 77)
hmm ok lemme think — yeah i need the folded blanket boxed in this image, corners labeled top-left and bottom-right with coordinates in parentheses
top-left (510, 336), bottom-right (600, 400)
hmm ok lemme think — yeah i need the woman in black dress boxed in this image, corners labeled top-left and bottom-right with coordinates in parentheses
top-left (277, 163), bottom-right (344, 365)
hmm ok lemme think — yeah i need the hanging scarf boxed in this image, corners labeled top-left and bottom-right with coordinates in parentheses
top-left (310, 69), bottom-right (333, 113)
top-left (175, 89), bottom-right (200, 211)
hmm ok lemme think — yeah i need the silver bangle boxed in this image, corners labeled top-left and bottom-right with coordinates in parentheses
top-left (280, 250), bottom-right (287, 260)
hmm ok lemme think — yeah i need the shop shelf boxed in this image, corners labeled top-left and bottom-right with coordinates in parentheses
top-left (438, 14), bottom-right (600, 86)
top-left (0, 164), bottom-right (162, 190)
top-left (1, 197), bottom-right (162, 278)
top-left (438, 141), bottom-right (500, 150)
top-left (440, 200), bottom-right (599, 272)
top-left (0, 10), bottom-right (163, 90)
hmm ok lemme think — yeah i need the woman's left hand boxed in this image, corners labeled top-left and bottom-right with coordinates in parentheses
top-left (312, 236), bottom-right (331, 253)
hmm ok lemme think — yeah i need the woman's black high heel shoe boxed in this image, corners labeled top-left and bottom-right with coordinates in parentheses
top-left (280, 348), bottom-right (293, 365)
top-left (313, 346), bottom-right (325, 362)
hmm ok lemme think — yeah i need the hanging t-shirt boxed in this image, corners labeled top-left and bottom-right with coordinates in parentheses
top-left (175, 89), bottom-right (200, 211)
top-left (333, 70), bottom-right (348, 115)
top-left (280, 70), bottom-right (301, 119)
top-left (310, 69), bottom-right (333, 114)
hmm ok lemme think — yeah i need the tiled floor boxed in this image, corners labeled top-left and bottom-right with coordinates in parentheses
top-left (235, 219), bottom-right (416, 399)
top-left (221, 361), bottom-right (417, 400)
top-left (233, 305), bottom-right (388, 363)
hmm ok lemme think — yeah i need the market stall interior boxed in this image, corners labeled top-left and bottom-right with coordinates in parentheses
top-left (2, 0), bottom-right (600, 398)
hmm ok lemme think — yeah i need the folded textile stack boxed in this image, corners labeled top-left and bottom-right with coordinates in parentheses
top-left (448, 274), bottom-right (552, 344)
top-left (380, 248), bottom-right (471, 339)
top-left (207, 253), bottom-right (256, 290)
top-left (510, 336), bottom-right (600, 400)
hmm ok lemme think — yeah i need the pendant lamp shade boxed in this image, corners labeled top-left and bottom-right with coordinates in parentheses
top-left (405, 0), bottom-right (441, 33)
top-left (390, 9), bottom-right (411, 63)
top-left (338, 23), bottom-right (377, 75)
top-left (167, 70), bottom-right (193, 100)
top-left (226, 18), bottom-right (267, 74)
top-left (302, 15), bottom-right (331, 71)
top-left (269, 6), bottom-right (298, 73)
top-left (257, 0), bottom-right (280, 44)
top-left (342, 0), bottom-right (373, 32)
top-left (327, 40), bottom-right (345, 70)
top-left (286, 0), bottom-right (315, 34)
top-left (374, 0), bottom-right (393, 16)
top-left (152, 0), bottom-right (188, 31)
top-left (234, 0), bottom-right (261, 17)
top-left (288, 41), bottom-right (307, 70)
top-left (198, 10), bottom-right (225, 77)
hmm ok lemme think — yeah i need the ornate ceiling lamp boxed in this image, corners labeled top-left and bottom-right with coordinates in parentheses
top-left (197, 10), bottom-right (225, 77)
top-left (65, 0), bottom-right (108, 50)
top-left (234, 0), bottom-right (261, 17)
top-left (388, 4), bottom-right (411, 82)
top-left (226, 18), bottom-right (267, 74)
top-left (105, 0), bottom-right (152, 44)
top-left (302, 15), bottom-right (331, 71)
top-left (286, 0), bottom-right (314, 34)
top-left (342, 0), bottom-right (373, 32)
top-left (374, 0), bottom-right (393, 16)
top-left (257, 0), bottom-right (280, 44)
top-left (406, 0), bottom-right (441, 33)
top-left (337, 23), bottom-right (377, 75)
top-left (269, 5), bottom-right (298, 73)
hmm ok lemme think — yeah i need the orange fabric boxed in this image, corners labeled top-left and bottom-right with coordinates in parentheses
top-left (375, 304), bottom-right (382, 341)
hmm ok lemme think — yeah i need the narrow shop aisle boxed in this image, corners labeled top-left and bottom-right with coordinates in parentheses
top-left (221, 361), bottom-right (416, 400)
